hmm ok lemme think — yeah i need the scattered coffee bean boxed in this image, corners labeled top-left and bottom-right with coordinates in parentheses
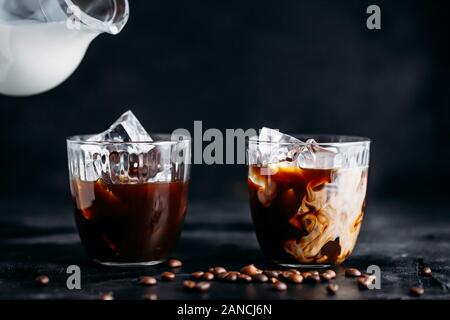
top-left (252, 274), bottom-right (269, 283)
top-left (421, 266), bottom-right (432, 277)
top-left (196, 281), bottom-right (211, 292)
top-left (143, 293), bottom-right (158, 300)
top-left (99, 292), bottom-right (114, 300)
top-left (320, 273), bottom-right (333, 281)
top-left (183, 280), bottom-right (197, 290)
top-left (263, 270), bottom-right (281, 278)
top-left (209, 266), bottom-right (227, 275)
top-left (238, 274), bottom-right (252, 283)
top-left (357, 275), bottom-right (376, 289)
top-left (280, 271), bottom-right (293, 280)
top-left (321, 270), bottom-right (337, 282)
top-left (269, 277), bottom-right (279, 284)
top-left (161, 271), bottom-right (175, 281)
top-left (167, 259), bottom-right (183, 268)
top-left (327, 283), bottom-right (339, 295)
top-left (345, 268), bottom-right (361, 277)
top-left (410, 286), bottom-right (424, 297)
top-left (288, 274), bottom-right (303, 284)
top-left (203, 272), bottom-right (215, 281)
top-left (303, 273), bottom-right (320, 283)
top-left (241, 264), bottom-right (262, 276)
top-left (139, 276), bottom-right (157, 286)
top-left (226, 273), bottom-right (238, 282)
top-left (35, 275), bottom-right (49, 286)
top-left (217, 272), bottom-right (229, 281)
top-left (289, 269), bottom-right (301, 275)
top-left (191, 271), bottom-right (204, 279)
top-left (273, 281), bottom-right (287, 292)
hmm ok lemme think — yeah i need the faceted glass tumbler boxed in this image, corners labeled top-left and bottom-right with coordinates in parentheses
top-left (67, 134), bottom-right (191, 266)
top-left (247, 135), bottom-right (370, 268)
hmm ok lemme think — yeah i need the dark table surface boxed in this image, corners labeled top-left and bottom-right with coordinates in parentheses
top-left (0, 198), bottom-right (449, 300)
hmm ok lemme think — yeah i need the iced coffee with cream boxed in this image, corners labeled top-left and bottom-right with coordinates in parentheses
top-left (247, 129), bottom-right (370, 267)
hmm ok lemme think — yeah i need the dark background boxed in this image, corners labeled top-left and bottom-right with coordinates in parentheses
top-left (0, 0), bottom-right (449, 204)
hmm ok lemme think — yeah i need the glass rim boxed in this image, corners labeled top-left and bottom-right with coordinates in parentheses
top-left (66, 133), bottom-right (191, 146)
top-left (63, 0), bottom-right (130, 35)
top-left (248, 134), bottom-right (371, 147)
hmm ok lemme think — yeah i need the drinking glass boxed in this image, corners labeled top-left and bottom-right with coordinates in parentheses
top-left (247, 135), bottom-right (370, 267)
top-left (67, 134), bottom-right (191, 266)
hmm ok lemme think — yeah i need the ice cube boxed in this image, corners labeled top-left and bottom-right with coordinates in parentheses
top-left (87, 110), bottom-right (152, 142)
top-left (297, 139), bottom-right (340, 169)
top-left (74, 144), bottom-right (103, 181)
top-left (80, 110), bottom-right (155, 182)
top-left (257, 127), bottom-right (301, 164)
top-left (259, 127), bottom-right (300, 145)
top-left (256, 128), bottom-right (339, 169)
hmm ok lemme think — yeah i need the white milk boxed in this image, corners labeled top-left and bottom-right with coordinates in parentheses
top-left (0, 20), bottom-right (99, 96)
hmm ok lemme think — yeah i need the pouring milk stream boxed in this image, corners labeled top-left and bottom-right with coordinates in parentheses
top-left (0, 0), bottom-right (129, 96)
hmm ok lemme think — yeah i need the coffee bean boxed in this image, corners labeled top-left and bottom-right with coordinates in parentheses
top-left (326, 283), bottom-right (339, 295)
top-left (288, 274), bottom-right (303, 284)
top-left (99, 292), bottom-right (114, 300)
top-left (139, 276), bottom-right (157, 286)
top-left (345, 268), bottom-right (361, 277)
top-left (289, 269), bottom-right (301, 275)
top-left (191, 271), bottom-right (204, 279)
top-left (167, 259), bottom-right (183, 268)
top-left (302, 270), bottom-right (319, 277)
top-left (357, 275), bottom-right (376, 289)
top-left (269, 277), bottom-right (279, 284)
top-left (161, 271), bottom-right (175, 281)
top-left (35, 275), bottom-right (49, 286)
top-left (238, 274), bottom-right (252, 283)
top-left (143, 293), bottom-right (158, 300)
top-left (217, 272), bottom-right (229, 281)
top-left (303, 273), bottom-right (320, 283)
top-left (301, 271), bottom-right (311, 278)
top-left (263, 270), bottom-right (281, 278)
top-left (240, 264), bottom-right (262, 276)
top-left (321, 270), bottom-right (336, 281)
top-left (196, 281), bottom-right (211, 292)
top-left (410, 286), bottom-right (424, 297)
top-left (226, 273), bottom-right (238, 282)
top-left (183, 280), bottom-right (197, 290)
top-left (203, 272), bottom-right (215, 281)
top-left (252, 274), bottom-right (269, 283)
top-left (273, 281), bottom-right (287, 292)
top-left (421, 266), bottom-right (432, 277)
top-left (280, 271), bottom-right (293, 280)
top-left (320, 273), bottom-right (333, 281)
top-left (209, 266), bottom-right (227, 275)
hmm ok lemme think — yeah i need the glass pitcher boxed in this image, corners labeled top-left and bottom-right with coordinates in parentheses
top-left (0, 0), bottom-right (129, 96)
